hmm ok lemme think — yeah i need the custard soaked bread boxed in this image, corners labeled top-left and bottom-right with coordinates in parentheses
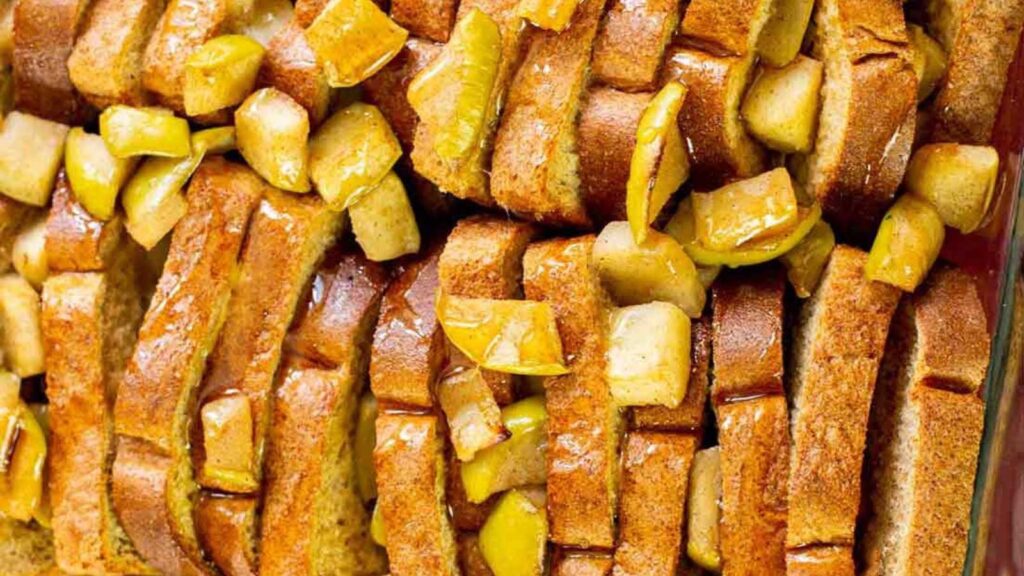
top-left (142, 0), bottom-right (228, 112)
top-left (111, 159), bottom-right (263, 575)
top-left (862, 267), bottom-right (990, 576)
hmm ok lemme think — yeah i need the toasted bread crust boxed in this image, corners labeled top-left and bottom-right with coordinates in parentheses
top-left (523, 236), bottom-right (619, 549)
top-left (67, 0), bottom-right (164, 108)
top-left (457, 533), bottom-right (494, 576)
top-left (439, 216), bottom-right (536, 404)
top-left (374, 414), bottom-right (459, 576)
top-left (142, 0), bottom-right (228, 112)
top-left (787, 245), bottom-right (900, 550)
top-left (490, 0), bottom-right (606, 227)
top-left (631, 315), bottom-right (711, 432)
top-left (195, 496), bottom-right (257, 576)
top-left (257, 20), bottom-right (331, 127)
top-left (12, 0), bottom-right (92, 123)
top-left (111, 159), bottom-right (263, 575)
top-left (552, 551), bottom-right (614, 576)
top-left (45, 171), bottom-right (126, 273)
top-left (0, 196), bottom-right (33, 274)
top-left (369, 243), bottom-right (447, 408)
top-left (679, 0), bottom-right (772, 55)
top-left (612, 431), bottom-right (696, 576)
top-left (785, 546), bottom-right (854, 576)
top-left (591, 0), bottom-right (679, 91)
top-left (390, 0), bottom-right (457, 42)
top-left (577, 88), bottom-right (651, 226)
top-left (363, 38), bottom-right (443, 151)
top-left (292, 0), bottom-right (323, 27)
top-left (928, 0), bottom-right (1024, 144)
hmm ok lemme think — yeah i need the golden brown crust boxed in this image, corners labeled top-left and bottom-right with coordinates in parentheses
top-left (457, 533), bottom-right (494, 576)
top-left (678, 0), bottom-right (772, 56)
top-left (630, 315), bottom-right (711, 432)
top-left (374, 413), bottom-right (459, 576)
top-left (195, 496), bottom-right (257, 576)
top-left (577, 87), bottom-right (651, 226)
top-left (45, 171), bottom-right (126, 273)
top-left (490, 0), bottom-right (606, 227)
top-left (362, 38), bottom-right (442, 151)
top-left (369, 243), bottom-right (447, 408)
top-left (12, 0), bottom-right (93, 123)
top-left (292, 0), bottom-right (324, 27)
top-left (390, 0), bottom-right (457, 43)
top-left (785, 546), bottom-right (854, 576)
top-left (257, 20), bottom-right (331, 127)
top-left (612, 431), bottom-right (696, 576)
top-left (67, 0), bottom-right (164, 108)
top-left (711, 268), bottom-right (785, 403)
top-left (523, 236), bottom-right (619, 549)
top-left (928, 0), bottom-right (1024, 143)
top-left (591, 0), bottom-right (679, 91)
top-left (717, 397), bottom-right (790, 576)
top-left (787, 245), bottom-right (901, 549)
top-left (142, 0), bottom-right (228, 112)
top-left (552, 551), bottom-right (614, 576)
top-left (0, 196), bottom-right (34, 274)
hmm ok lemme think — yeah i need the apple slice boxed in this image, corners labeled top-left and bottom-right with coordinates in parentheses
top-left (908, 24), bottom-right (947, 102)
top-left (904, 143), bottom-right (998, 234)
top-left (461, 396), bottom-right (547, 503)
top-left (0, 274), bottom-right (44, 377)
top-left (199, 394), bottom-right (257, 493)
top-left (684, 203), bottom-right (822, 268)
top-left (235, 87), bottom-right (311, 193)
top-left (517, 0), bottom-right (579, 31)
top-left (304, 0), bottom-right (408, 87)
top-left (184, 34), bottom-right (265, 116)
top-left (349, 172), bottom-right (420, 262)
top-left (0, 112), bottom-right (69, 206)
top-left (687, 446), bottom-right (722, 572)
top-left (12, 217), bottom-right (47, 289)
top-left (781, 220), bottom-right (835, 298)
top-left (479, 489), bottom-right (548, 576)
top-left (99, 105), bottom-right (191, 158)
top-left (692, 168), bottom-right (799, 251)
top-left (438, 364), bottom-right (508, 461)
top-left (607, 302), bottom-right (691, 408)
top-left (866, 194), bottom-right (944, 292)
top-left (741, 56), bottom-right (824, 154)
top-left (64, 128), bottom-right (138, 220)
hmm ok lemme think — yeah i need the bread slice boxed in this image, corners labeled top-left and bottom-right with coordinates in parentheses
top-left (374, 413), bottom-right (459, 576)
top-left (666, 0), bottom-right (774, 184)
top-left (369, 241), bottom-right (447, 408)
top-left (363, 38), bottom-right (443, 151)
top-left (712, 269), bottom-right (789, 576)
top-left (390, 0), bottom-right (458, 42)
top-left (457, 533), bottom-right (493, 576)
top-left (438, 215), bottom-right (536, 404)
top-left (801, 0), bottom-right (917, 239)
top-left (257, 20), bottom-right (331, 128)
top-left (410, 0), bottom-right (525, 207)
top-left (523, 235), bottom-right (619, 549)
top-left (0, 195), bottom-right (32, 274)
top-left (552, 550), bottom-right (614, 576)
top-left (611, 431), bottom-right (697, 575)
top-left (926, 0), bottom-right (1024, 143)
top-left (578, 87), bottom-right (652, 226)
top-left (111, 158), bottom-right (263, 575)
top-left (44, 170), bottom-right (125, 273)
top-left (785, 546), bottom-right (855, 576)
top-left (0, 519), bottom-right (56, 576)
top-left (490, 0), bottom-right (606, 227)
top-left (861, 266), bottom-right (990, 576)
top-left (67, 0), bottom-right (164, 108)
top-left (143, 0), bottom-right (228, 112)
top-left (12, 0), bottom-right (93, 123)
top-left (786, 246), bottom-right (901, 560)
top-left (630, 315), bottom-right (711, 432)
top-left (192, 190), bottom-right (343, 575)
top-left (590, 0), bottom-right (679, 91)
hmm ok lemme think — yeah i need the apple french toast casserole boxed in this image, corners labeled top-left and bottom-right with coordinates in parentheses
top-left (0, 0), bottom-right (1019, 573)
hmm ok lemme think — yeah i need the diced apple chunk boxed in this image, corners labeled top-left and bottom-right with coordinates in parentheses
top-left (309, 102), bottom-right (402, 209)
top-left (479, 489), bottom-right (548, 576)
top-left (593, 221), bottom-right (705, 318)
top-left (0, 112), bottom-right (69, 206)
top-left (185, 34), bottom-right (266, 116)
top-left (908, 24), bottom-right (947, 102)
top-left (756, 0), bottom-right (814, 67)
top-left (684, 203), bottom-right (822, 268)
top-left (408, 8), bottom-right (501, 162)
top-left (235, 87), bottom-right (310, 192)
top-left (692, 168), bottom-right (800, 250)
top-left (370, 500), bottom-right (386, 545)
top-left (12, 217), bottom-right (47, 289)
top-left (240, 0), bottom-right (293, 47)
top-left (437, 294), bottom-right (568, 376)
top-left (626, 81), bottom-right (690, 244)
top-left (64, 127), bottom-right (138, 220)
top-left (741, 57), bottom-right (823, 154)
top-left (200, 394), bottom-right (257, 493)
top-left (607, 302), bottom-right (691, 408)
top-left (439, 365), bottom-right (508, 461)
top-left (461, 396), bottom-right (547, 503)
top-left (0, 398), bottom-right (47, 522)
top-left (0, 371), bottom-right (19, 468)
top-left (0, 274), bottom-right (44, 377)
top-left (517, 0), bottom-right (579, 31)
top-left (349, 172), bottom-right (420, 262)
top-left (781, 220), bottom-right (835, 298)
top-left (866, 194), bottom-right (944, 292)
top-left (904, 143), bottom-right (998, 234)
top-left (192, 126), bottom-right (237, 155)
top-left (354, 394), bottom-right (377, 502)
top-left (99, 105), bottom-right (191, 158)
top-left (687, 446), bottom-right (722, 572)
top-left (304, 0), bottom-right (408, 87)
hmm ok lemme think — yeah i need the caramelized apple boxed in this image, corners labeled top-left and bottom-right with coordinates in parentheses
top-left (0, 274), bottom-right (45, 377)
top-left (437, 294), bottom-right (568, 376)
top-left (407, 8), bottom-right (501, 162)
top-left (99, 105), bottom-right (191, 158)
top-left (64, 127), bottom-right (138, 220)
top-left (626, 81), bottom-right (690, 243)
top-left (756, 0), bottom-right (814, 67)
top-left (0, 373), bottom-right (46, 522)
top-left (908, 24), bottom-right (947, 102)
top-left (461, 396), bottom-right (547, 503)
top-left (866, 195), bottom-right (944, 292)
top-left (479, 489), bottom-right (548, 576)
top-left (370, 500), bottom-right (386, 546)
top-left (304, 0), bottom-right (408, 87)
top-left (517, 0), bottom-right (579, 31)
top-left (348, 172), bottom-right (420, 262)
top-left (239, 0), bottom-right (293, 46)
top-left (687, 446), bottom-right (722, 572)
top-left (0, 112), bottom-right (69, 206)
top-left (438, 365), bottom-right (508, 461)
top-left (741, 57), bottom-right (824, 153)
top-left (593, 221), bottom-right (705, 318)
top-left (191, 126), bottom-right (237, 154)
top-left (200, 394), bottom-right (257, 493)
top-left (354, 394), bottom-right (377, 502)
top-left (692, 168), bottom-right (799, 251)
top-left (904, 143), bottom-right (998, 234)
top-left (607, 302), bottom-right (691, 408)
top-left (184, 34), bottom-right (266, 116)
top-left (235, 87), bottom-right (311, 192)
top-left (12, 217), bottom-right (47, 289)
top-left (684, 203), bottom-right (822, 268)
top-left (781, 221), bottom-right (835, 298)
